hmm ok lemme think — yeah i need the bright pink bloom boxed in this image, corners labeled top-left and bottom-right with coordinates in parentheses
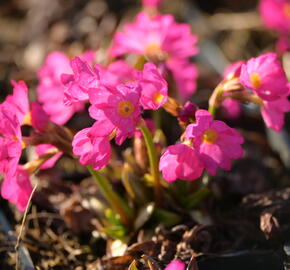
top-left (110, 12), bottom-right (198, 98)
top-left (35, 144), bottom-right (63, 170)
top-left (1, 165), bottom-right (32, 211)
top-left (261, 88), bottom-right (290, 131)
top-left (72, 127), bottom-right (111, 170)
top-left (223, 61), bottom-right (245, 79)
top-left (167, 59), bottom-right (198, 98)
top-left (62, 56), bottom-right (100, 105)
top-left (2, 81), bottom-right (29, 124)
top-left (139, 62), bottom-right (168, 110)
top-left (165, 260), bottom-right (185, 270)
top-left (159, 143), bottom-right (204, 182)
top-left (186, 110), bottom-right (244, 175)
top-left (240, 53), bottom-right (289, 101)
top-left (89, 83), bottom-right (142, 145)
top-left (178, 101), bottom-right (198, 123)
top-left (221, 98), bottom-right (241, 119)
top-left (31, 101), bottom-right (50, 132)
top-left (259, 0), bottom-right (290, 34)
top-left (37, 52), bottom-right (85, 125)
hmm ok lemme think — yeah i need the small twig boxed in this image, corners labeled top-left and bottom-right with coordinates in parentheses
top-left (15, 183), bottom-right (38, 270)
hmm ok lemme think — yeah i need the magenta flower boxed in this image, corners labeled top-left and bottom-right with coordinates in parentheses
top-left (261, 91), bottom-right (290, 132)
top-left (72, 127), bottom-right (111, 170)
top-left (1, 165), bottom-right (32, 211)
top-left (142, 0), bottom-right (161, 8)
top-left (37, 52), bottom-right (85, 125)
top-left (240, 53), bottom-right (289, 101)
top-left (110, 12), bottom-right (198, 98)
top-left (139, 62), bottom-right (168, 110)
top-left (35, 144), bottom-right (63, 170)
top-left (159, 144), bottom-right (204, 182)
top-left (62, 56), bottom-right (100, 106)
top-left (165, 259), bottom-right (185, 270)
top-left (2, 81), bottom-right (29, 125)
top-left (89, 83), bottom-right (142, 145)
top-left (221, 98), bottom-right (241, 119)
top-left (259, 0), bottom-right (290, 34)
top-left (186, 110), bottom-right (244, 175)
top-left (276, 35), bottom-right (290, 53)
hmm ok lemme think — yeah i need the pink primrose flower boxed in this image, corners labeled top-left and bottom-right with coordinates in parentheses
top-left (165, 260), bottom-right (185, 270)
top-left (139, 62), bottom-right (168, 110)
top-left (1, 165), bottom-right (32, 211)
top-left (72, 127), bottom-right (111, 170)
top-left (240, 53), bottom-right (289, 101)
top-left (221, 98), bottom-right (241, 119)
top-left (142, 0), bottom-right (161, 8)
top-left (186, 110), bottom-right (244, 175)
top-left (178, 101), bottom-right (198, 123)
top-left (259, 0), bottom-right (290, 34)
top-left (159, 143), bottom-right (204, 182)
top-left (62, 56), bottom-right (100, 106)
top-left (35, 144), bottom-right (63, 170)
top-left (37, 51), bottom-right (85, 125)
top-left (89, 83), bottom-right (142, 145)
top-left (31, 101), bottom-right (50, 132)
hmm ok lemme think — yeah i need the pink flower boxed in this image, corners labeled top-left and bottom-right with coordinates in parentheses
top-left (1, 165), bottom-right (32, 211)
top-left (276, 35), bottom-right (290, 53)
top-left (31, 101), bottom-right (50, 132)
top-left (35, 144), bottom-right (63, 170)
top-left (259, 0), bottom-right (290, 34)
top-left (37, 52), bottom-right (85, 125)
top-left (223, 61), bottom-right (245, 79)
top-left (139, 62), bottom-right (168, 110)
top-left (165, 260), bottom-right (185, 270)
top-left (62, 56), bottom-right (100, 106)
top-left (2, 81), bottom-right (29, 125)
top-left (221, 98), bottom-right (241, 119)
top-left (89, 83), bottom-right (142, 145)
top-left (72, 127), bottom-right (111, 170)
top-left (167, 59), bottom-right (198, 99)
top-left (178, 101), bottom-right (198, 123)
top-left (240, 53), bottom-right (289, 101)
top-left (261, 90), bottom-right (290, 131)
top-left (159, 143), bottom-right (204, 182)
top-left (186, 110), bottom-right (244, 175)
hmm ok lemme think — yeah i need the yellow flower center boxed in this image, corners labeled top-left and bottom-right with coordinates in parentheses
top-left (145, 42), bottom-right (161, 56)
top-left (153, 92), bottom-right (164, 104)
top-left (203, 129), bottom-right (218, 144)
top-left (283, 3), bottom-right (290, 18)
top-left (250, 73), bottom-right (262, 88)
top-left (23, 112), bottom-right (32, 125)
top-left (117, 101), bottom-right (135, 117)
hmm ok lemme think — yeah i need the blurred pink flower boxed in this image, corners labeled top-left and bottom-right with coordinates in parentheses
top-left (223, 60), bottom-right (245, 79)
top-left (221, 98), bottom-right (241, 119)
top-left (72, 127), bottom-right (111, 170)
top-left (240, 53), bottom-right (289, 101)
top-left (165, 260), bottom-right (185, 270)
top-left (276, 35), bottom-right (290, 53)
top-left (1, 165), bottom-right (32, 211)
top-left (89, 83), bottom-right (142, 145)
top-left (186, 110), bottom-right (244, 175)
top-left (35, 144), bottom-right (63, 170)
top-left (159, 143), bottom-right (204, 182)
top-left (37, 52), bottom-right (85, 125)
top-left (142, 0), bottom-right (161, 8)
top-left (31, 101), bottom-right (50, 132)
top-left (259, 0), bottom-right (290, 34)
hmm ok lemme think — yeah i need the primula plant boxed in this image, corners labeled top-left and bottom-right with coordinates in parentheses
top-left (1, 0), bottom-right (290, 269)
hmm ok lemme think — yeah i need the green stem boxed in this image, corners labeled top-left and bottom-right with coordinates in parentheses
top-left (87, 166), bottom-right (132, 227)
top-left (139, 120), bottom-right (161, 206)
top-left (208, 106), bottom-right (216, 117)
